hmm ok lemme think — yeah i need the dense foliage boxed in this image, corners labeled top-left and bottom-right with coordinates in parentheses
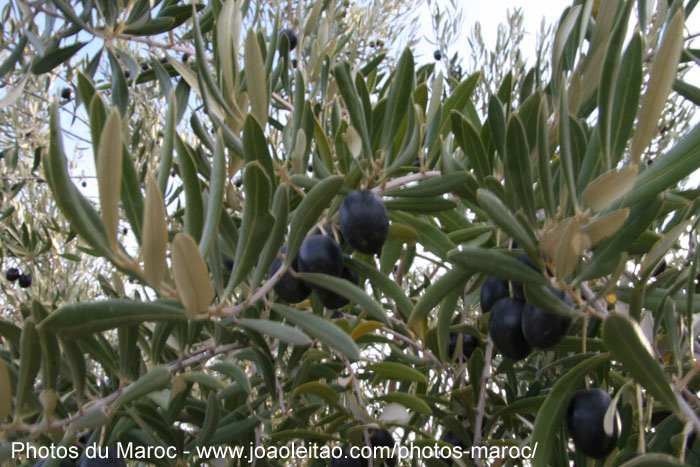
top-left (1, 0), bottom-right (700, 466)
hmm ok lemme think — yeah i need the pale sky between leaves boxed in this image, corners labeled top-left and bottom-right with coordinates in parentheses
top-left (31, 0), bottom-right (700, 201)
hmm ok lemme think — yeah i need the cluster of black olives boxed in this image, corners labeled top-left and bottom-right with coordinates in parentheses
top-left (481, 255), bottom-right (572, 361)
top-left (271, 190), bottom-right (389, 310)
top-left (5, 267), bottom-right (31, 288)
top-left (480, 256), bottom-right (620, 459)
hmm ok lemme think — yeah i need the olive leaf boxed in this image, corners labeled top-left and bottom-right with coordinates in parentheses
top-left (630, 9), bottom-right (685, 164)
top-left (97, 108), bottom-right (124, 252)
top-left (171, 233), bottom-right (215, 318)
top-left (579, 208), bottom-right (630, 245)
top-left (582, 165), bottom-right (638, 212)
top-left (244, 28), bottom-right (268, 127)
top-left (142, 173), bottom-right (168, 289)
top-left (0, 360), bottom-right (10, 422)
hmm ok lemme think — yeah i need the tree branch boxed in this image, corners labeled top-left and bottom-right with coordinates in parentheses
top-left (473, 338), bottom-right (493, 462)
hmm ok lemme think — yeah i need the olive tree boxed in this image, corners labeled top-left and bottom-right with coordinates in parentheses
top-left (1, 0), bottom-right (700, 466)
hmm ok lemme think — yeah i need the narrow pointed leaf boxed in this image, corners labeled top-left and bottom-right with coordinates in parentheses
top-left (504, 114), bottom-right (536, 224)
top-left (0, 34), bottom-right (27, 80)
top-left (242, 115), bottom-right (275, 183)
top-left (630, 10), bottom-right (685, 164)
top-left (408, 268), bottom-right (471, 325)
top-left (96, 108), bottom-right (123, 251)
top-left (579, 197), bottom-right (663, 281)
top-left (476, 189), bottom-right (539, 260)
top-left (106, 50), bottom-right (128, 116)
top-left (172, 233), bottom-right (215, 318)
top-left (582, 166), bottom-right (638, 212)
top-left (602, 313), bottom-right (679, 412)
top-left (610, 32), bottom-right (643, 165)
top-left (38, 300), bottom-right (187, 338)
top-left (380, 48), bottom-right (415, 152)
top-left (0, 360), bottom-right (11, 422)
top-left (451, 111), bottom-right (490, 181)
top-left (113, 365), bottom-right (171, 408)
top-left (192, 6), bottom-right (232, 121)
top-left (384, 197), bottom-right (456, 213)
top-left (217, 0), bottom-right (237, 97)
top-left (579, 208), bottom-right (630, 245)
top-left (199, 133), bottom-right (226, 258)
top-left (142, 173), bottom-right (168, 288)
top-left (271, 304), bottom-right (360, 361)
top-left (0, 72), bottom-right (30, 108)
top-left (488, 95), bottom-right (506, 158)
top-left (332, 63), bottom-right (371, 158)
top-left (673, 78), bottom-right (700, 106)
top-left (15, 318), bottom-right (41, 414)
top-left (62, 338), bottom-right (86, 405)
top-left (175, 136), bottom-right (204, 240)
top-left (618, 453), bottom-right (687, 466)
top-left (344, 257), bottom-right (413, 321)
top-left (297, 272), bottom-right (390, 325)
top-left (157, 90), bottom-right (176, 195)
top-left (31, 41), bottom-right (86, 75)
top-left (237, 318), bottom-right (311, 346)
top-left (365, 362), bottom-right (427, 384)
top-left (210, 361), bottom-right (251, 395)
top-left (251, 184), bottom-right (289, 291)
top-left (230, 162), bottom-right (274, 287)
top-left (440, 72), bottom-right (481, 136)
top-left (537, 97), bottom-right (556, 218)
top-left (598, 0), bottom-right (633, 161)
top-left (640, 220), bottom-right (690, 281)
top-left (381, 173), bottom-right (471, 198)
top-left (31, 301), bottom-right (60, 392)
top-left (46, 102), bottom-right (114, 261)
top-left (623, 123), bottom-right (700, 207)
top-left (209, 417), bottom-right (261, 445)
top-left (449, 247), bottom-right (549, 286)
top-left (351, 321), bottom-right (385, 340)
top-left (119, 146), bottom-right (144, 244)
top-left (559, 79), bottom-right (579, 205)
top-left (244, 28), bottom-right (268, 127)
top-left (293, 382), bottom-right (340, 404)
top-left (552, 5), bottom-right (581, 91)
top-left (197, 392), bottom-right (220, 447)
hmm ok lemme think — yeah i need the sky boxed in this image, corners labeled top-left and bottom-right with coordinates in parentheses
top-left (412, 0), bottom-right (699, 87)
top-left (413, 0), bottom-right (563, 63)
top-left (64, 0), bottom-right (573, 190)
top-left (6, 0), bottom-right (698, 203)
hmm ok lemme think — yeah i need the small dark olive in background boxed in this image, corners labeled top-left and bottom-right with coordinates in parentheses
top-left (6, 268), bottom-right (19, 282)
top-left (279, 29), bottom-right (298, 50)
top-left (18, 273), bottom-right (32, 288)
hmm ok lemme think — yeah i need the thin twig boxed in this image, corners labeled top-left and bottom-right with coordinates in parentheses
top-left (374, 170), bottom-right (442, 193)
top-left (677, 392), bottom-right (700, 436)
top-left (382, 328), bottom-right (442, 367)
top-left (473, 338), bottom-right (493, 465)
top-left (580, 281), bottom-right (608, 319)
top-left (339, 353), bottom-right (365, 409)
top-left (218, 262), bottom-right (290, 318)
top-left (677, 361), bottom-right (700, 392)
top-left (168, 342), bottom-right (241, 372)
